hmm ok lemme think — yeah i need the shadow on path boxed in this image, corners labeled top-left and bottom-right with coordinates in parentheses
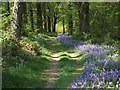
top-left (40, 35), bottom-right (84, 89)
top-left (43, 52), bottom-right (59, 88)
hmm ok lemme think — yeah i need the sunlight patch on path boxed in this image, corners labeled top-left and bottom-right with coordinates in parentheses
top-left (58, 51), bottom-right (80, 60)
top-left (41, 36), bottom-right (83, 88)
top-left (43, 52), bottom-right (59, 88)
top-left (52, 53), bottom-right (60, 61)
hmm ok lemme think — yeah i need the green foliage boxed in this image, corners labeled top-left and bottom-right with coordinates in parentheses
top-left (2, 34), bottom-right (52, 88)
top-left (3, 56), bottom-right (50, 88)
top-left (55, 55), bottom-right (76, 88)
top-left (1, 2), bottom-right (11, 30)
top-left (54, 45), bottom-right (84, 89)
top-left (88, 3), bottom-right (119, 44)
top-left (2, 2), bottom-right (119, 88)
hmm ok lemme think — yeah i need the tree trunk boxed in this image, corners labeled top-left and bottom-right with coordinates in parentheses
top-left (48, 16), bottom-right (51, 32)
top-left (37, 3), bottom-right (43, 33)
top-left (68, 3), bottom-right (73, 35)
top-left (68, 13), bottom-right (73, 35)
top-left (79, 2), bottom-right (89, 34)
top-left (47, 7), bottom-right (51, 32)
top-left (23, 2), bottom-right (27, 22)
top-left (80, 3), bottom-right (84, 33)
top-left (53, 16), bottom-right (57, 33)
top-left (11, 1), bottom-right (23, 41)
top-left (22, 2), bottom-right (27, 36)
top-left (29, 3), bottom-right (34, 31)
top-left (84, 2), bottom-right (89, 32)
top-left (51, 17), bottom-right (54, 32)
top-left (43, 3), bottom-right (47, 32)
top-left (78, 2), bottom-right (82, 34)
top-left (63, 19), bottom-right (65, 34)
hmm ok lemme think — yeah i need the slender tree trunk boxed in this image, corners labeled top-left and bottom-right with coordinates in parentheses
top-left (29, 3), bottom-right (34, 31)
top-left (80, 3), bottom-right (84, 33)
top-left (43, 3), bottom-right (47, 32)
top-left (44, 16), bottom-right (47, 32)
top-left (23, 2), bottom-right (27, 22)
top-left (53, 16), bottom-right (57, 33)
top-left (68, 3), bottom-right (73, 35)
top-left (40, 3), bottom-right (43, 33)
top-left (47, 7), bottom-right (51, 32)
top-left (79, 2), bottom-right (89, 33)
top-left (51, 17), bottom-right (54, 32)
top-left (22, 2), bottom-right (27, 36)
top-left (68, 13), bottom-right (73, 35)
top-left (84, 2), bottom-right (89, 32)
top-left (48, 16), bottom-right (51, 32)
top-left (36, 3), bottom-right (43, 33)
top-left (17, 2), bottom-right (24, 39)
top-left (118, 2), bottom-right (120, 30)
top-left (78, 2), bottom-right (82, 34)
top-left (69, 14), bottom-right (73, 35)
top-left (63, 19), bottom-right (65, 34)
top-left (11, 1), bottom-right (23, 41)
top-left (44, 15), bottom-right (47, 32)
top-left (11, 1), bottom-right (18, 38)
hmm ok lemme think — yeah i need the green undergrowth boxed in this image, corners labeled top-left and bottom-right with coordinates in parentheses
top-left (54, 43), bottom-right (85, 89)
top-left (2, 34), bottom-right (87, 88)
top-left (3, 56), bottom-right (50, 88)
top-left (55, 56), bottom-right (76, 89)
top-left (2, 34), bottom-right (52, 88)
top-left (46, 37), bottom-right (85, 89)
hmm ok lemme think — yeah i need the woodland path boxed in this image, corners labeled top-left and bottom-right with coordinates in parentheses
top-left (43, 36), bottom-right (59, 88)
top-left (42, 36), bottom-right (83, 88)
top-left (43, 51), bottom-right (59, 88)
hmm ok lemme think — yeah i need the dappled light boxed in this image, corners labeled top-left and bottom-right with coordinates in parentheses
top-left (1, 1), bottom-right (119, 89)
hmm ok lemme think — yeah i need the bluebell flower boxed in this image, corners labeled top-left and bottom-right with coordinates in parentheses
top-left (109, 82), bottom-right (113, 86)
top-left (58, 35), bottom-right (119, 89)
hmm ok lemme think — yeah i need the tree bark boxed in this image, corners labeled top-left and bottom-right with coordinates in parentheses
top-left (36, 3), bottom-right (43, 33)
top-left (29, 3), bottom-right (34, 31)
top-left (79, 2), bottom-right (89, 34)
top-left (51, 17), bottom-right (54, 32)
top-left (48, 7), bottom-right (51, 32)
top-left (53, 16), bottom-right (57, 33)
top-left (11, 1), bottom-right (23, 41)
top-left (68, 3), bottom-right (73, 35)
top-left (84, 2), bottom-right (89, 32)
top-left (78, 2), bottom-right (81, 34)
top-left (63, 19), bottom-right (65, 34)
top-left (43, 3), bottom-right (47, 32)
top-left (80, 3), bottom-right (84, 33)
top-left (22, 2), bottom-right (27, 36)
top-left (23, 2), bottom-right (27, 22)
top-left (48, 16), bottom-right (51, 32)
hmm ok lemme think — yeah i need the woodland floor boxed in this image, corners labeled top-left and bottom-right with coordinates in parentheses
top-left (3, 35), bottom-right (84, 89)
top-left (43, 52), bottom-right (59, 88)
top-left (41, 36), bottom-right (84, 89)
